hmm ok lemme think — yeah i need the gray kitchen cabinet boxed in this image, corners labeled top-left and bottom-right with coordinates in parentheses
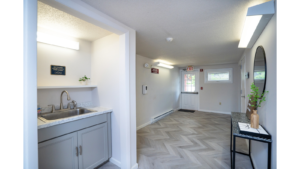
top-left (78, 123), bottom-right (108, 169)
top-left (38, 132), bottom-right (78, 169)
top-left (38, 113), bottom-right (112, 169)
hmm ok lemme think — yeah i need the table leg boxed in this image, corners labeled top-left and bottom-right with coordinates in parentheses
top-left (230, 119), bottom-right (232, 167)
top-left (233, 136), bottom-right (236, 169)
top-left (268, 142), bottom-right (272, 169)
top-left (249, 139), bottom-right (251, 155)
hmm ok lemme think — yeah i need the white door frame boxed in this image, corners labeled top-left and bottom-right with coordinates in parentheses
top-left (25, 0), bottom-right (137, 168)
top-left (180, 69), bottom-right (200, 110)
top-left (239, 54), bottom-right (247, 113)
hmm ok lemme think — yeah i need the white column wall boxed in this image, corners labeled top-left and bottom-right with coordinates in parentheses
top-left (23, 0), bottom-right (38, 169)
top-left (91, 34), bottom-right (122, 164)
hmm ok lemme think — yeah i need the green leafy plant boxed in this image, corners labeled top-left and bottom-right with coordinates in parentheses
top-left (79, 75), bottom-right (90, 82)
top-left (247, 83), bottom-right (268, 110)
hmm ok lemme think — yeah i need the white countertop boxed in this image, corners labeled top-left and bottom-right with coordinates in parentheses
top-left (37, 106), bottom-right (112, 129)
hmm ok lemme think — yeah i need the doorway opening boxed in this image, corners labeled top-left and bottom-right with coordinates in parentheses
top-left (180, 69), bottom-right (199, 110)
top-left (25, 0), bottom-right (137, 168)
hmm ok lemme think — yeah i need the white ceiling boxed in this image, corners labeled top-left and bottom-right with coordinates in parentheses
top-left (38, 1), bottom-right (112, 41)
top-left (82, 0), bottom-right (270, 66)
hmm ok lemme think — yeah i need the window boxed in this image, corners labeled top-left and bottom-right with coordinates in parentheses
top-left (254, 71), bottom-right (265, 80)
top-left (204, 68), bottom-right (233, 83)
top-left (184, 74), bottom-right (195, 92)
top-left (254, 66), bottom-right (265, 80)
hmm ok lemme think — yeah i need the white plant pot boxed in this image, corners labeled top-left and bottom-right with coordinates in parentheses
top-left (80, 81), bottom-right (86, 85)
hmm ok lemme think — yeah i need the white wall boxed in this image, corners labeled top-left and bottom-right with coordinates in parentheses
top-left (136, 55), bottom-right (181, 128)
top-left (91, 34), bottom-right (122, 164)
top-left (37, 38), bottom-right (91, 86)
top-left (37, 36), bottom-right (93, 108)
top-left (37, 88), bottom-right (93, 109)
top-left (187, 64), bottom-right (241, 113)
top-left (243, 14), bottom-right (276, 169)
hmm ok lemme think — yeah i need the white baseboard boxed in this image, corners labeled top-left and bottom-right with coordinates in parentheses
top-left (137, 108), bottom-right (179, 131)
top-left (131, 163), bottom-right (138, 169)
top-left (136, 121), bottom-right (151, 130)
top-left (198, 109), bottom-right (231, 115)
top-left (136, 107), bottom-right (180, 131)
top-left (109, 157), bottom-right (121, 168)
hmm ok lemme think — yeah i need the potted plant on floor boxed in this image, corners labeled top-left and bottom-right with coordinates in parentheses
top-left (79, 75), bottom-right (90, 85)
top-left (247, 83), bottom-right (268, 129)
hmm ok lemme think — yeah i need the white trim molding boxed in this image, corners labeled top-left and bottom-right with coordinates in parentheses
top-left (137, 108), bottom-right (179, 131)
top-left (151, 110), bottom-right (174, 124)
top-left (137, 121), bottom-right (151, 131)
top-left (131, 163), bottom-right (139, 169)
top-left (198, 109), bottom-right (231, 115)
top-left (109, 157), bottom-right (121, 168)
top-left (174, 107), bottom-right (180, 111)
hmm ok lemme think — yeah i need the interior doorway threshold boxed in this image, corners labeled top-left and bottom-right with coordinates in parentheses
top-left (178, 109), bottom-right (195, 113)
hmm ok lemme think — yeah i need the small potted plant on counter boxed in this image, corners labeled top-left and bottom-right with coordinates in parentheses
top-left (247, 83), bottom-right (268, 129)
top-left (79, 75), bottom-right (90, 85)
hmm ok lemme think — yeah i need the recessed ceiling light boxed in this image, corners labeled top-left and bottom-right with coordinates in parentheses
top-left (166, 37), bottom-right (173, 42)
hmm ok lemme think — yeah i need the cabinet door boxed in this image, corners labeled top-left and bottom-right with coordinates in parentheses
top-left (39, 132), bottom-right (78, 169)
top-left (78, 123), bottom-right (108, 169)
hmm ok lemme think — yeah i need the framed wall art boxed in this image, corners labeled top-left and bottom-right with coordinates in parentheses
top-left (51, 65), bottom-right (66, 75)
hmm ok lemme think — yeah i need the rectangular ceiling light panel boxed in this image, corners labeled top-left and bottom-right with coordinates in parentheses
top-left (238, 15), bottom-right (262, 48)
top-left (154, 62), bottom-right (174, 69)
top-left (37, 32), bottom-right (79, 50)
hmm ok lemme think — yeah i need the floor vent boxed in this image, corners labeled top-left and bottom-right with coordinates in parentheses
top-left (151, 110), bottom-right (174, 124)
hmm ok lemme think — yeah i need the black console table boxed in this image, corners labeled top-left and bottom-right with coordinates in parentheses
top-left (230, 112), bottom-right (272, 169)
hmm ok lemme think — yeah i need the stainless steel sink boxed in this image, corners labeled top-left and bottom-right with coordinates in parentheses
top-left (40, 107), bottom-right (96, 120)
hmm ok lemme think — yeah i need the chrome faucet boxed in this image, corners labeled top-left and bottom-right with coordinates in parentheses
top-left (48, 104), bottom-right (56, 113)
top-left (60, 90), bottom-right (71, 109)
top-left (67, 100), bottom-right (77, 109)
top-left (72, 100), bottom-right (77, 109)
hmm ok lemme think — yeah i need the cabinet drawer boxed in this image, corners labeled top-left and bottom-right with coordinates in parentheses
top-left (38, 114), bottom-right (107, 143)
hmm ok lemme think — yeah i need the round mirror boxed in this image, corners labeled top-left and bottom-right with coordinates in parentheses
top-left (253, 46), bottom-right (267, 97)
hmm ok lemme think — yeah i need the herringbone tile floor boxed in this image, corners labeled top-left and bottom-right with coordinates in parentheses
top-left (137, 111), bottom-right (253, 169)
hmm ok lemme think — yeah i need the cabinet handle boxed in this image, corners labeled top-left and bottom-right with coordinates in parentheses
top-left (80, 146), bottom-right (82, 155)
top-left (76, 147), bottom-right (78, 156)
